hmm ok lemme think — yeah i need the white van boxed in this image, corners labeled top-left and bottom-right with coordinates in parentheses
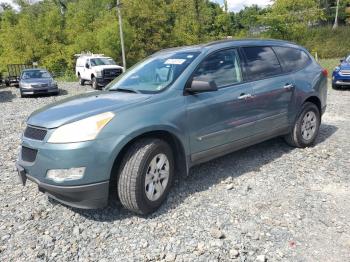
top-left (75, 54), bottom-right (124, 89)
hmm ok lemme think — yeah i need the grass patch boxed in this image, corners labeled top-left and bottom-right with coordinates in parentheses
top-left (54, 71), bottom-right (77, 82)
top-left (318, 58), bottom-right (341, 75)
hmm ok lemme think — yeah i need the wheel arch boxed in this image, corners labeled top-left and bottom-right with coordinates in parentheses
top-left (303, 95), bottom-right (321, 115)
top-left (110, 130), bottom-right (188, 184)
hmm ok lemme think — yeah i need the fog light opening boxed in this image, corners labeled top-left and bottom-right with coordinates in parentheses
top-left (46, 167), bottom-right (86, 183)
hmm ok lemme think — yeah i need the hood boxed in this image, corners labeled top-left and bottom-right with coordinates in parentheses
top-left (27, 91), bottom-right (151, 129)
top-left (20, 78), bottom-right (53, 85)
top-left (93, 65), bottom-right (123, 71)
top-left (340, 62), bottom-right (350, 70)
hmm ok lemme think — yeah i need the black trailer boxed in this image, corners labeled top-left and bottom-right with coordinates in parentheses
top-left (5, 64), bottom-right (32, 87)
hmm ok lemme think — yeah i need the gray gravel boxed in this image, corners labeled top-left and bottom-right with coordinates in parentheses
top-left (0, 83), bottom-right (349, 261)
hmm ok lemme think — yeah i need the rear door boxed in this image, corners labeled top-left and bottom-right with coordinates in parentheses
top-left (186, 48), bottom-right (256, 160)
top-left (241, 46), bottom-right (294, 134)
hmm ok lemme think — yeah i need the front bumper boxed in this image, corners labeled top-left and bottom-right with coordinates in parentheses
top-left (16, 163), bottom-right (109, 209)
top-left (96, 77), bottom-right (115, 87)
top-left (334, 80), bottom-right (350, 86)
top-left (17, 133), bottom-right (127, 209)
top-left (332, 74), bottom-right (350, 86)
top-left (21, 87), bottom-right (59, 95)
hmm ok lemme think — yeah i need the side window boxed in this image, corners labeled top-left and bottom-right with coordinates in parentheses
top-left (273, 46), bottom-right (311, 73)
top-left (242, 46), bottom-right (282, 81)
top-left (193, 49), bottom-right (242, 88)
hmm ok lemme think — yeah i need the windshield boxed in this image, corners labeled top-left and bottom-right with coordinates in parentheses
top-left (90, 58), bottom-right (116, 66)
top-left (21, 70), bottom-right (51, 79)
top-left (346, 55), bottom-right (350, 63)
top-left (107, 51), bottom-right (200, 93)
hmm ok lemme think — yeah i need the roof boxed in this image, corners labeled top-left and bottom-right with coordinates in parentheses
top-left (22, 68), bottom-right (47, 72)
top-left (155, 38), bottom-right (302, 55)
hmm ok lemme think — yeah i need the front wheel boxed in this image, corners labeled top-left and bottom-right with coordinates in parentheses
top-left (332, 83), bottom-right (339, 90)
top-left (284, 102), bottom-right (321, 148)
top-left (91, 77), bottom-right (98, 90)
top-left (117, 139), bottom-right (174, 215)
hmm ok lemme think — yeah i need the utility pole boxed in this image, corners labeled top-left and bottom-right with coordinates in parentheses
top-left (117, 0), bottom-right (126, 72)
top-left (333, 0), bottom-right (340, 30)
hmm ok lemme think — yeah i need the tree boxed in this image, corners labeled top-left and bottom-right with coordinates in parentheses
top-left (260, 0), bottom-right (325, 40)
top-left (333, 0), bottom-right (340, 29)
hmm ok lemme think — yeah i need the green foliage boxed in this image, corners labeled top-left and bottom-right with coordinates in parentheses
top-left (301, 26), bottom-right (350, 58)
top-left (260, 0), bottom-right (325, 41)
top-left (319, 57), bottom-right (342, 75)
top-left (0, 0), bottom-right (348, 77)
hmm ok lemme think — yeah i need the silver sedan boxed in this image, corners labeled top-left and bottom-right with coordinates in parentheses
top-left (19, 69), bottom-right (59, 98)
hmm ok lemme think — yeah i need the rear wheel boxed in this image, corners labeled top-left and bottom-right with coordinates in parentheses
top-left (284, 102), bottom-right (321, 148)
top-left (117, 139), bottom-right (174, 215)
top-left (79, 75), bottom-right (85, 86)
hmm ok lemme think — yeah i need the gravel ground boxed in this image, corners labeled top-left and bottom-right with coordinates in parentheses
top-left (0, 83), bottom-right (349, 262)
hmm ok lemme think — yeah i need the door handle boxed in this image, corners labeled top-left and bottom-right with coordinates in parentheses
top-left (238, 93), bottom-right (253, 100)
top-left (283, 84), bottom-right (294, 91)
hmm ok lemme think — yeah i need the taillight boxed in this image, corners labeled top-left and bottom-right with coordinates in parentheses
top-left (322, 69), bottom-right (328, 77)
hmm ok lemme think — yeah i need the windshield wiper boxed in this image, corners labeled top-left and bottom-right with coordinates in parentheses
top-left (109, 87), bottom-right (139, 94)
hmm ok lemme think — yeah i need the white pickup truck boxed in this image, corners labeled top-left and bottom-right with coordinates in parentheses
top-left (75, 54), bottom-right (124, 89)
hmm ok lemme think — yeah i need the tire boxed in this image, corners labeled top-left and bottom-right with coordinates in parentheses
top-left (284, 102), bottom-right (321, 148)
top-left (20, 92), bottom-right (25, 98)
top-left (117, 138), bottom-right (174, 215)
top-left (91, 76), bottom-right (98, 90)
top-left (79, 75), bottom-right (85, 86)
top-left (5, 80), bottom-right (10, 87)
top-left (332, 83), bottom-right (339, 90)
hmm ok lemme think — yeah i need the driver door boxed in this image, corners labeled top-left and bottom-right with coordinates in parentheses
top-left (186, 49), bottom-right (257, 163)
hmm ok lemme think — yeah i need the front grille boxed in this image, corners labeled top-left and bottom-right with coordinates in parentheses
top-left (103, 68), bottom-right (123, 78)
top-left (32, 84), bottom-right (48, 88)
top-left (21, 147), bottom-right (38, 162)
top-left (340, 70), bottom-right (350, 76)
top-left (24, 126), bottom-right (47, 141)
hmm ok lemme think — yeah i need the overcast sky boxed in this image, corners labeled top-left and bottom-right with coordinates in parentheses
top-left (0, 0), bottom-right (271, 12)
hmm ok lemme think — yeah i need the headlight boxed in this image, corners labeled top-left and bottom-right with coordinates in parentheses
top-left (50, 81), bottom-right (58, 88)
top-left (48, 112), bottom-right (115, 143)
top-left (21, 83), bottom-right (32, 89)
top-left (334, 66), bottom-right (340, 72)
top-left (96, 70), bottom-right (103, 78)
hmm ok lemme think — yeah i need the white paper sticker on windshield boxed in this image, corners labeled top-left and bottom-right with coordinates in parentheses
top-left (165, 59), bottom-right (186, 65)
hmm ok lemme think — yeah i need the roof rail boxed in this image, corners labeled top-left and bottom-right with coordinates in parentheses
top-left (74, 52), bottom-right (105, 57)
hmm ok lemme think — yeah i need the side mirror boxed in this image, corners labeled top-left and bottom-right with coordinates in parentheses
top-left (186, 80), bottom-right (218, 93)
top-left (340, 58), bottom-right (345, 63)
top-left (85, 63), bottom-right (90, 69)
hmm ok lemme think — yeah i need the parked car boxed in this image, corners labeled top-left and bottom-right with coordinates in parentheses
top-left (75, 54), bottom-right (123, 89)
top-left (332, 55), bottom-right (350, 89)
top-left (19, 69), bottom-right (59, 98)
top-left (16, 39), bottom-right (328, 214)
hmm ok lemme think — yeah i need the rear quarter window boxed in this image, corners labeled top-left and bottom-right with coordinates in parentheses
top-left (273, 46), bottom-right (311, 73)
top-left (242, 46), bottom-right (282, 81)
